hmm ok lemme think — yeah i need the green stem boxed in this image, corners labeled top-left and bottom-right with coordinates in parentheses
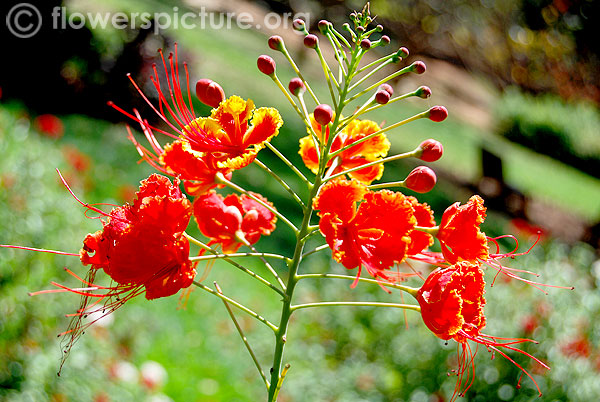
top-left (214, 282), bottom-right (270, 390)
top-left (184, 233), bottom-right (285, 296)
top-left (265, 142), bottom-right (311, 186)
top-left (188, 252), bottom-right (290, 263)
top-left (346, 64), bottom-right (414, 103)
top-left (193, 281), bottom-right (278, 332)
top-left (367, 180), bottom-right (406, 190)
top-left (215, 173), bottom-right (298, 234)
top-left (296, 273), bottom-right (419, 298)
top-left (301, 244), bottom-right (329, 258)
top-left (267, 176), bottom-right (320, 401)
top-left (244, 240), bottom-right (287, 291)
top-left (254, 158), bottom-right (305, 208)
top-left (325, 150), bottom-right (419, 183)
top-left (291, 301), bottom-right (421, 312)
top-left (279, 45), bottom-right (320, 105)
top-left (328, 112), bottom-right (427, 160)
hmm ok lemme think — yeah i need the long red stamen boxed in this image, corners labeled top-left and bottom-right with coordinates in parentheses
top-left (0, 244), bottom-right (78, 256)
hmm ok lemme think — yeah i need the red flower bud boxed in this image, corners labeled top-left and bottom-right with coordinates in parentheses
top-left (195, 79), bottom-right (225, 108)
top-left (356, 26), bottom-right (365, 33)
top-left (257, 55), bottom-right (276, 76)
top-left (288, 78), bottom-right (306, 96)
top-left (380, 35), bottom-right (390, 45)
top-left (268, 35), bottom-right (284, 51)
top-left (303, 34), bottom-right (319, 49)
top-left (293, 19), bottom-right (305, 31)
top-left (375, 24), bottom-right (383, 32)
top-left (313, 104), bottom-right (333, 126)
top-left (427, 106), bottom-right (448, 122)
top-left (379, 83), bottom-right (394, 96)
top-left (405, 166), bottom-right (436, 193)
top-left (417, 139), bottom-right (443, 162)
top-left (415, 86), bottom-right (432, 99)
top-left (360, 38), bottom-right (371, 50)
top-left (411, 61), bottom-right (426, 74)
top-left (375, 90), bottom-right (390, 104)
top-left (398, 47), bottom-right (409, 58)
top-left (318, 20), bottom-right (330, 33)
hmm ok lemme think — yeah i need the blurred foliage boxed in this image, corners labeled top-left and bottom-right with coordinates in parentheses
top-left (496, 88), bottom-right (600, 178)
top-left (2, 96), bottom-right (600, 401)
top-left (273, 0), bottom-right (599, 103)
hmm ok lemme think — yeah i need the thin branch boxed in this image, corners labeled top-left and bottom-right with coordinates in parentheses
top-left (193, 281), bottom-right (278, 332)
top-left (325, 150), bottom-right (419, 183)
top-left (301, 244), bottom-right (330, 258)
top-left (296, 273), bottom-right (419, 298)
top-left (215, 173), bottom-right (298, 234)
top-left (189, 252), bottom-right (290, 263)
top-left (264, 142), bottom-right (311, 186)
top-left (291, 301), bottom-right (421, 312)
top-left (214, 282), bottom-right (270, 389)
top-left (254, 159), bottom-right (305, 208)
top-left (184, 233), bottom-right (285, 296)
top-left (243, 240), bottom-right (286, 290)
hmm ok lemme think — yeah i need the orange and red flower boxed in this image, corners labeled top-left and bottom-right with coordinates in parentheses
top-left (79, 174), bottom-right (195, 300)
top-left (314, 178), bottom-right (417, 282)
top-left (111, 46), bottom-right (282, 195)
top-left (417, 261), bottom-right (549, 400)
top-left (437, 195), bottom-right (489, 264)
top-left (193, 191), bottom-right (277, 253)
top-left (299, 116), bottom-right (390, 184)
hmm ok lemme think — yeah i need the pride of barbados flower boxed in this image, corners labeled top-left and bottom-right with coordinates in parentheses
top-left (417, 261), bottom-right (549, 400)
top-left (79, 174), bottom-right (195, 300)
top-left (299, 117), bottom-right (390, 184)
top-left (193, 191), bottom-right (277, 253)
top-left (314, 178), bottom-right (434, 283)
top-left (437, 195), bottom-right (489, 264)
top-left (111, 47), bottom-right (283, 196)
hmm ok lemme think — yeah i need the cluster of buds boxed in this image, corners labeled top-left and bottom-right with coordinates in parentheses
top-left (2, 4), bottom-right (571, 401)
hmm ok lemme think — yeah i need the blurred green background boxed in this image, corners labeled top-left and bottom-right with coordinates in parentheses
top-left (1, 0), bottom-right (599, 401)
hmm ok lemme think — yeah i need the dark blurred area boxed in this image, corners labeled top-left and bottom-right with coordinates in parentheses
top-left (276, 0), bottom-right (600, 103)
top-left (0, 0), bottom-right (165, 121)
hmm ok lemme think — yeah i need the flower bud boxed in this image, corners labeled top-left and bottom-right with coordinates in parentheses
top-left (417, 139), bottom-right (443, 162)
top-left (411, 61), bottom-right (426, 74)
top-left (268, 35), bottom-right (284, 51)
top-left (360, 39), bottom-right (371, 50)
top-left (318, 20), bottom-right (330, 33)
top-left (257, 55), bottom-right (276, 76)
top-left (392, 47), bottom-right (409, 63)
top-left (405, 166), bottom-right (436, 193)
top-left (356, 26), bottom-right (365, 33)
top-left (380, 35), bottom-right (390, 45)
top-left (293, 19), bottom-right (305, 31)
top-left (196, 79), bottom-right (225, 108)
top-left (415, 86), bottom-right (432, 99)
top-left (379, 83), bottom-right (394, 96)
top-left (375, 24), bottom-right (383, 32)
top-left (303, 34), bottom-right (318, 49)
top-left (375, 90), bottom-right (390, 105)
top-left (288, 78), bottom-right (306, 96)
top-left (427, 106), bottom-right (448, 122)
top-left (313, 104), bottom-right (333, 126)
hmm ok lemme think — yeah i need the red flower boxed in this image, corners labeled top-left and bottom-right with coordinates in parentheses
top-left (299, 117), bottom-right (390, 184)
top-left (417, 261), bottom-right (549, 400)
top-left (79, 174), bottom-right (195, 299)
top-left (111, 46), bottom-right (282, 195)
top-left (193, 191), bottom-right (277, 253)
top-left (406, 196), bottom-right (435, 256)
top-left (34, 114), bottom-right (64, 139)
top-left (314, 178), bottom-right (416, 283)
top-left (437, 195), bottom-right (489, 264)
